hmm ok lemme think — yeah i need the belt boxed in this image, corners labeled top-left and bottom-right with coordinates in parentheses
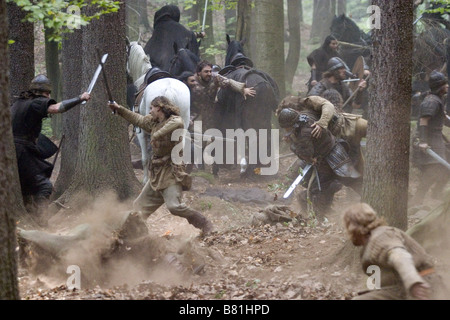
top-left (419, 268), bottom-right (435, 277)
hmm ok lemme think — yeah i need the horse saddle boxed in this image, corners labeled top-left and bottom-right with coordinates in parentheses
top-left (218, 65), bottom-right (237, 76)
top-left (144, 67), bottom-right (174, 86)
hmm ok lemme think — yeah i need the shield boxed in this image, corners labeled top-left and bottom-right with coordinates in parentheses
top-left (37, 133), bottom-right (58, 159)
top-left (349, 56), bottom-right (366, 92)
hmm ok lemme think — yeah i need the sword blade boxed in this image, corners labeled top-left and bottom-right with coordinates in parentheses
top-left (283, 164), bottom-right (312, 199)
top-left (82, 53), bottom-right (108, 104)
top-left (426, 148), bottom-right (450, 171)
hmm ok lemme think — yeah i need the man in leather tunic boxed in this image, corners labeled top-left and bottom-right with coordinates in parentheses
top-left (278, 108), bottom-right (361, 215)
top-left (108, 96), bottom-right (214, 235)
top-left (344, 202), bottom-right (449, 300)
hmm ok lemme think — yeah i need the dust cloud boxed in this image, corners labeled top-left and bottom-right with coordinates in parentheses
top-left (21, 191), bottom-right (201, 290)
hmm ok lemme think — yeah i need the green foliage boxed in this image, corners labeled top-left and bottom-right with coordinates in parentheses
top-left (41, 117), bottom-right (53, 137)
top-left (200, 200), bottom-right (213, 211)
top-left (424, 0), bottom-right (450, 14)
top-left (7, 0), bottom-right (120, 42)
top-left (267, 182), bottom-right (287, 193)
top-left (203, 41), bottom-right (226, 57)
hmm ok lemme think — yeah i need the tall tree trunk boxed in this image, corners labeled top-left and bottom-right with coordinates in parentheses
top-left (188, 1), bottom-right (199, 24)
top-left (310, 0), bottom-right (334, 44)
top-left (45, 28), bottom-right (63, 139)
top-left (52, 28), bottom-right (83, 199)
top-left (126, 0), bottom-right (140, 42)
top-left (446, 39), bottom-right (450, 113)
top-left (0, 0), bottom-right (20, 300)
top-left (7, 1), bottom-right (34, 104)
top-left (225, 5), bottom-right (236, 38)
top-left (200, 0), bottom-right (215, 63)
top-left (251, 0), bottom-right (285, 98)
top-left (57, 2), bottom-right (141, 206)
top-left (299, 0), bottom-right (303, 23)
top-left (236, 0), bottom-right (252, 57)
top-left (337, 0), bottom-right (346, 15)
top-left (363, 1), bottom-right (414, 230)
top-left (285, 0), bottom-right (301, 94)
top-left (138, 0), bottom-right (150, 32)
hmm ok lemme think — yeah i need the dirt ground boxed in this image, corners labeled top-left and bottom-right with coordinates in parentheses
top-left (15, 135), bottom-right (449, 302)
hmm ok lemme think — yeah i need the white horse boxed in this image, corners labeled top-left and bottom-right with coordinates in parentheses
top-left (127, 41), bottom-right (191, 184)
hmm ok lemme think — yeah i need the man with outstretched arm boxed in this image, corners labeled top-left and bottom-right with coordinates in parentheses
top-left (11, 74), bottom-right (90, 225)
top-left (108, 96), bottom-right (214, 236)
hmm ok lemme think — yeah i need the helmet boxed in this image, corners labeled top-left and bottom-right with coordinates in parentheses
top-left (326, 57), bottom-right (347, 73)
top-left (212, 65), bottom-right (222, 73)
top-left (429, 70), bottom-right (448, 91)
top-left (30, 74), bottom-right (52, 93)
top-left (145, 67), bottom-right (173, 85)
top-left (230, 53), bottom-right (254, 68)
top-left (278, 108), bottom-right (299, 128)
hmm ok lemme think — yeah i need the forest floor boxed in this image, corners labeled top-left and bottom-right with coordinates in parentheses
top-left (15, 136), bottom-right (449, 302)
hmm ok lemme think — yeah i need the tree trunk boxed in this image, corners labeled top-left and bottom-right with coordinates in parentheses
top-left (299, 0), bottom-right (303, 23)
top-left (363, 0), bottom-right (414, 230)
top-left (446, 39), bottom-right (450, 113)
top-left (45, 28), bottom-right (63, 139)
top-left (200, 0), bottom-right (215, 63)
top-left (236, 0), bottom-right (252, 57)
top-left (251, 0), bottom-right (285, 98)
top-left (52, 28), bottom-right (83, 199)
top-left (337, 0), bottom-right (346, 15)
top-left (225, 5), bottom-right (236, 38)
top-left (57, 2), bottom-right (141, 206)
top-left (7, 1), bottom-right (34, 104)
top-left (126, 0), bottom-right (140, 42)
top-left (310, 0), bottom-right (334, 44)
top-left (285, 0), bottom-right (301, 94)
top-left (0, 0), bottom-right (20, 299)
top-left (331, 0), bottom-right (336, 16)
top-left (138, 0), bottom-right (150, 32)
top-left (188, 1), bottom-right (199, 24)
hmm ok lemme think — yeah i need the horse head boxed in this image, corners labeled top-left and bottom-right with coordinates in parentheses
top-left (225, 34), bottom-right (246, 66)
top-left (168, 42), bottom-right (200, 77)
top-left (330, 14), bottom-right (365, 45)
top-left (126, 41), bottom-right (152, 86)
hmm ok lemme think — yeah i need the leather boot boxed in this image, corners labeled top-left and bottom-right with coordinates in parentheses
top-left (186, 211), bottom-right (214, 236)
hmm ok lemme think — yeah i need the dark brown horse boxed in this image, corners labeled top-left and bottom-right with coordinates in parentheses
top-left (216, 36), bottom-right (280, 176)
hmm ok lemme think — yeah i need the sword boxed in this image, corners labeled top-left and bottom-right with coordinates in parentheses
top-left (81, 53), bottom-right (108, 105)
top-left (426, 148), bottom-right (450, 171)
top-left (96, 49), bottom-right (116, 114)
top-left (283, 164), bottom-right (313, 199)
top-left (202, 0), bottom-right (208, 32)
top-left (343, 78), bottom-right (361, 83)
